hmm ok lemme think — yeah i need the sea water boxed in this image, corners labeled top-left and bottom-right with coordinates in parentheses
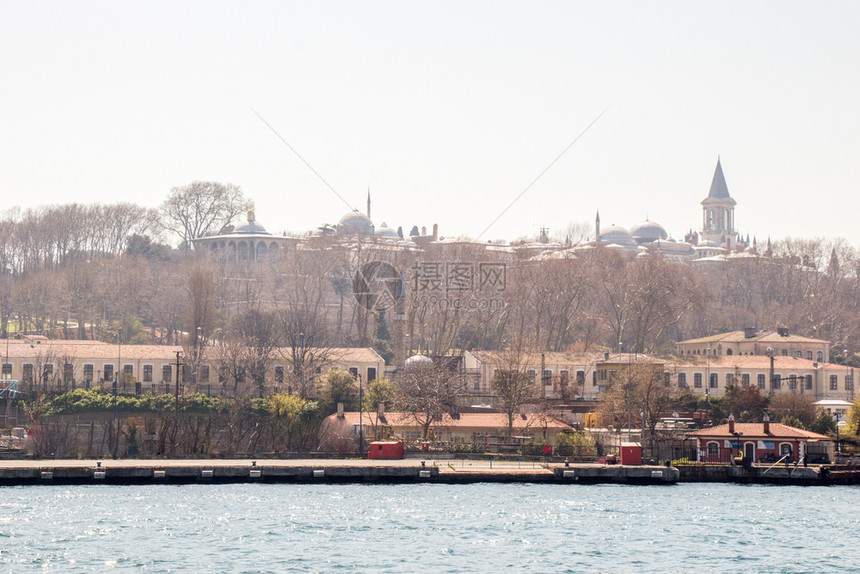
top-left (1, 483), bottom-right (858, 573)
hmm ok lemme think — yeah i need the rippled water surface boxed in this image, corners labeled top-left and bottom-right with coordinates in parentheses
top-left (1, 482), bottom-right (858, 573)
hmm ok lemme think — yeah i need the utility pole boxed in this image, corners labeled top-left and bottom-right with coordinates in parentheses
top-left (175, 351), bottom-right (182, 415)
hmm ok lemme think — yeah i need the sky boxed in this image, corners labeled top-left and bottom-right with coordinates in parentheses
top-left (2, 1), bottom-right (859, 246)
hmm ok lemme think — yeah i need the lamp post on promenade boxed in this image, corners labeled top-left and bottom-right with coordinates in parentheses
top-left (113, 327), bottom-right (121, 458)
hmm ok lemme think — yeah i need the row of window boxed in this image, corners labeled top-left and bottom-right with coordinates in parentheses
top-left (2, 363), bottom-right (378, 386)
top-left (684, 348), bottom-right (825, 361)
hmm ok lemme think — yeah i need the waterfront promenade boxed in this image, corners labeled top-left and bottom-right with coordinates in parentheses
top-left (0, 457), bottom-right (679, 485)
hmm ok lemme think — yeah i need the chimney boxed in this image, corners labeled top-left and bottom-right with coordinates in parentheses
top-left (728, 413), bottom-right (735, 434)
top-left (337, 402), bottom-right (344, 419)
top-left (604, 352), bottom-right (610, 361)
top-left (763, 413), bottom-right (770, 434)
top-left (432, 223), bottom-right (438, 241)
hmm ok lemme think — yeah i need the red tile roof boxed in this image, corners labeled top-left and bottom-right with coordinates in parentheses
top-left (687, 422), bottom-right (830, 441)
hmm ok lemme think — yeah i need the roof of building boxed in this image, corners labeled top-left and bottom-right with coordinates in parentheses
top-left (678, 330), bottom-right (829, 346)
top-left (598, 225), bottom-right (636, 247)
top-left (467, 350), bottom-right (666, 367)
top-left (336, 411), bottom-right (571, 430)
top-left (705, 158), bottom-right (731, 200)
top-left (338, 211), bottom-right (374, 236)
top-left (231, 211), bottom-right (271, 235)
top-left (630, 220), bottom-right (668, 242)
top-left (1, 339), bottom-right (383, 364)
top-left (687, 422), bottom-right (830, 441)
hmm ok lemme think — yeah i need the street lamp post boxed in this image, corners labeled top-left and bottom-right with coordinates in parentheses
top-left (113, 328), bottom-right (121, 458)
top-left (175, 351), bottom-right (182, 415)
top-left (358, 373), bottom-right (364, 457)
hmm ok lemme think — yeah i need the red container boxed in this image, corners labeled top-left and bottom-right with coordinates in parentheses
top-left (367, 440), bottom-right (405, 460)
top-left (620, 442), bottom-right (642, 465)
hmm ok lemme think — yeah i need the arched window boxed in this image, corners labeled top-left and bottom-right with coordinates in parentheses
top-left (726, 348), bottom-right (733, 356)
top-left (707, 442), bottom-right (720, 456)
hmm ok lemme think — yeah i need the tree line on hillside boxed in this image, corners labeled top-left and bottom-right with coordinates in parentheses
top-left (2, 182), bottom-right (860, 368)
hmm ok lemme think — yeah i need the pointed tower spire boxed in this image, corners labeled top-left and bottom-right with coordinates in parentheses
top-left (595, 210), bottom-right (601, 241)
top-left (708, 158), bottom-right (731, 200)
top-left (367, 188), bottom-right (371, 219)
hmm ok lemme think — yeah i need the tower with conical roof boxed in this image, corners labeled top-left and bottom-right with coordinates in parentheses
top-left (700, 158), bottom-right (738, 250)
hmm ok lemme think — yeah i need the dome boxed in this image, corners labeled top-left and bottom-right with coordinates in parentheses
top-left (405, 354), bottom-right (433, 367)
top-left (630, 220), bottom-right (668, 244)
top-left (375, 222), bottom-right (399, 239)
top-left (598, 225), bottom-right (635, 247)
top-left (232, 211), bottom-right (271, 235)
top-left (338, 210), bottom-right (374, 236)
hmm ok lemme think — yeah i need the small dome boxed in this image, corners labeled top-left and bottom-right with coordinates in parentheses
top-left (630, 220), bottom-right (668, 244)
top-left (375, 222), bottom-right (399, 239)
top-left (598, 225), bottom-right (635, 247)
top-left (338, 211), bottom-right (374, 236)
top-left (405, 354), bottom-right (433, 367)
top-left (232, 211), bottom-right (271, 235)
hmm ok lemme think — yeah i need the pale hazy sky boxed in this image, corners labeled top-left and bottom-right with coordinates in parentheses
top-left (2, 2), bottom-right (859, 245)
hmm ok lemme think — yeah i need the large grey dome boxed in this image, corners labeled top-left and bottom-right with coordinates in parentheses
top-left (630, 220), bottom-right (668, 244)
top-left (338, 211), bottom-right (374, 236)
top-left (598, 225), bottom-right (636, 247)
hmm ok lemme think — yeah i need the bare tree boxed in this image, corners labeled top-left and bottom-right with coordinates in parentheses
top-left (395, 362), bottom-right (466, 439)
top-left (159, 181), bottom-right (252, 248)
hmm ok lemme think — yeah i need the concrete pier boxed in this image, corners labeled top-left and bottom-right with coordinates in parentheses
top-left (0, 459), bottom-right (679, 486)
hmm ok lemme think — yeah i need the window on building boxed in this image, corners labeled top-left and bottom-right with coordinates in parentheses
top-left (123, 365), bottom-right (133, 383)
top-left (1, 363), bottom-right (11, 377)
top-left (741, 373), bottom-right (750, 387)
top-left (348, 367), bottom-right (359, 380)
top-left (807, 351), bottom-right (813, 360)
top-left (527, 369), bottom-right (537, 381)
top-left (162, 365), bottom-right (172, 383)
top-left (757, 373), bottom-right (766, 387)
top-left (709, 373), bottom-right (718, 389)
top-left (219, 364), bottom-right (228, 384)
top-left (694, 373), bottom-right (703, 388)
top-left (143, 365), bottom-right (153, 382)
top-left (846, 375), bottom-right (854, 391)
top-left (43, 364), bottom-right (53, 383)
top-left (678, 372), bottom-right (687, 388)
top-left (830, 375), bottom-right (838, 391)
top-left (23, 364), bottom-right (34, 384)
top-left (664, 372), bottom-right (671, 386)
top-left (788, 375), bottom-right (797, 390)
top-left (64, 363), bottom-right (74, 384)
top-left (781, 349), bottom-right (788, 356)
top-left (726, 373), bottom-right (735, 386)
top-left (795, 351), bottom-right (802, 359)
top-left (805, 375), bottom-right (812, 390)
top-left (103, 364), bottom-right (114, 382)
top-left (592, 371), bottom-right (597, 386)
top-left (726, 348), bottom-right (733, 356)
top-left (817, 351), bottom-right (824, 362)
top-left (83, 364), bottom-right (94, 382)
top-left (707, 442), bottom-right (719, 456)
top-left (182, 365), bottom-right (192, 383)
top-left (542, 369), bottom-right (552, 384)
top-left (576, 371), bottom-right (585, 385)
top-left (560, 370), bottom-right (570, 384)
top-left (772, 374), bottom-right (781, 389)
top-left (367, 367), bottom-right (377, 382)
top-left (275, 366), bottom-right (284, 384)
top-left (200, 365), bottom-right (210, 383)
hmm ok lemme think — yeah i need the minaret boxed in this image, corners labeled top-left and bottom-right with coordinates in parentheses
top-left (367, 188), bottom-right (371, 219)
top-left (595, 210), bottom-right (601, 242)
